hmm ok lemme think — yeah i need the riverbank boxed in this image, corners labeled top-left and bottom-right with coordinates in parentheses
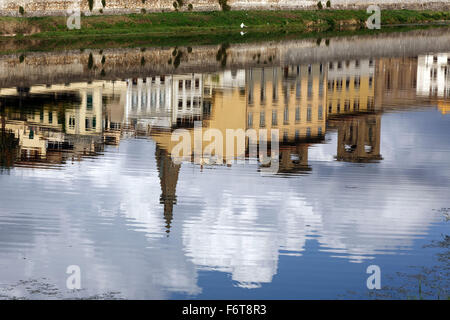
top-left (2, 10), bottom-right (450, 38)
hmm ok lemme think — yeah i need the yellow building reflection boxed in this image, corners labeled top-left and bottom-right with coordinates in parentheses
top-left (0, 82), bottom-right (108, 166)
top-left (246, 65), bottom-right (326, 141)
top-left (0, 61), bottom-right (386, 169)
top-left (438, 101), bottom-right (450, 114)
top-left (375, 57), bottom-right (419, 109)
top-left (327, 59), bottom-right (376, 115)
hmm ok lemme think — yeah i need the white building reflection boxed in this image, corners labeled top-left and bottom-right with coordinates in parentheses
top-left (124, 74), bottom-right (203, 131)
top-left (417, 53), bottom-right (450, 98)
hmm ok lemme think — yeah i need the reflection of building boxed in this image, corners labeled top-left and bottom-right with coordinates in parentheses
top-left (0, 82), bottom-right (109, 166)
top-left (244, 65), bottom-right (327, 173)
top-left (417, 53), bottom-right (450, 98)
top-left (172, 74), bottom-right (203, 127)
top-left (103, 81), bottom-right (127, 145)
top-left (246, 65), bottom-right (326, 142)
top-left (374, 56), bottom-right (450, 114)
top-left (124, 74), bottom-right (204, 132)
top-left (416, 54), bottom-right (450, 116)
top-left (203, 70), bottom-right (247, 162)
top-left (329, 114), bottom-right (382, 163)
top-left (374, 57), bottom-right (418, 109)
top-left (326, 59), bottom-right (382, 163)
top-left (4, 120), bottom-right (47, 160)
top-left (1, 63), bottom-right (390, 172)
top-left (328, 59), bottom-right (376, 115)
top-left (150, 70), bottom-right (247, 164)
top-left (438, 101), bottom-right (450, 115)
top-left (147, 64), bottom-right (384, 172)
top-left (278, 144), bottom-right (310, 173)
top-left (64, 87), bottom-right (102, 136)
top-left (150, 66), bottom-right (327, 173)
top-left (126, 76), bottom-right (173, 132)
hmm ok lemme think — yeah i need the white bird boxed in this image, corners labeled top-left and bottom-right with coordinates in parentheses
top-left (240, 23), bottom-right (247, 28)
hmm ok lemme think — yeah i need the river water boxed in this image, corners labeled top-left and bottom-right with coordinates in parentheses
top-left (0, 30), bottom-right (449, 299)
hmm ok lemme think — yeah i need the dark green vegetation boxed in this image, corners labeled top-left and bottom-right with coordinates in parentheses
top-left (1, 24), bottom-right (449, 56)
top-left (1, 10), bottom-right (450, 39)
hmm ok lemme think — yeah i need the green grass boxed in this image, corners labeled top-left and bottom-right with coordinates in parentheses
top-left (2, 10), bottom-right (450, 39)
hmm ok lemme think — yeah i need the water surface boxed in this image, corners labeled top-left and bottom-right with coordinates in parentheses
top-left (0, 42), bottom-right (449, 299)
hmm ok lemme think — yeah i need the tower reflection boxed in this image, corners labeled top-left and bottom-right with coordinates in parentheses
top-left (156, 145), bottom-right (180, 234)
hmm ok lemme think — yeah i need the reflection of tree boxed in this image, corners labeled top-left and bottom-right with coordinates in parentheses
top-left (0, 109), bottom-right (19, 170)
top-left (168, 47), bottom-right (187, 69)
top-left (88, 53), bottom-right (94, 70)
top-left (1, 109), bottom-right (16, 168)
top-left (216, 43), bottom-right (230, 68)
top-left (173, 51), bottom-right (183, 69)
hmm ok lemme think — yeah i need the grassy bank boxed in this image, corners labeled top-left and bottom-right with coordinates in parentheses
top-left (1, 10), bottom-right (450, 38)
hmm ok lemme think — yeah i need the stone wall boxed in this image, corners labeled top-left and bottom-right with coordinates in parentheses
top-left (1, 0), bottom-right (449, 17)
